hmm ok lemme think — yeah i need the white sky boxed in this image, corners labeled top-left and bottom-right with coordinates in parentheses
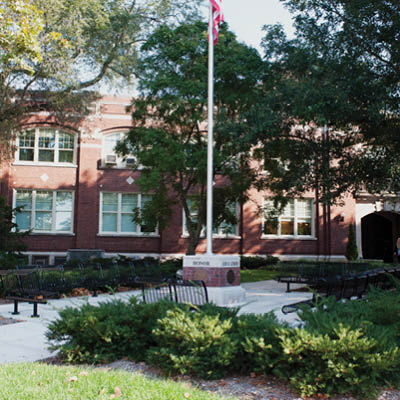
top-left (213, 0), bottom-right (295, 54)
top-left (108, 0), bottom-right (295, 95)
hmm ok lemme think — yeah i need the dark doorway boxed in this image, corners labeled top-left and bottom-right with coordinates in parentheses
top-left (361, 213), bottom-right (393, 262)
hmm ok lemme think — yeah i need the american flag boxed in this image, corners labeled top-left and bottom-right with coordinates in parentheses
top-left (210, 0), bottom-right (223, 45)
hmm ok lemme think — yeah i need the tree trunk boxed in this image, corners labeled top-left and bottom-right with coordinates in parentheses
top-left (186, 237), bottom-right (198, 255)
top-left (186, 230), bottom-right (202, 255)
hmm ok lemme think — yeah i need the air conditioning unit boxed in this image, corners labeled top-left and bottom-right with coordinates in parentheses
top-left (105, 154), bottom-right (117, 165)
top-left (125, 157), bottom-right (135, 166)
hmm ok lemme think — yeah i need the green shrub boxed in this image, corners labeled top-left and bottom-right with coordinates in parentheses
top-left (300, 286), bottom-right (400, 349)
top-left (147, 308), bottom-right (236, 379)
top-left (0, 252), bottom-right (28, 270)
top-left (240, 256), bottom-right (268, 269)
top-left (160, 258), bottom-right (182, 279)
top-left (46, 287), bottom-right (400, 398)
top-left (232, 312), bottom-right (285, 374)
top-left (46, 298), bottom-right (179, 364)
top-left (115, 254), bottom-right (135, 264)
top-left (346, 222), bottom-right (358, 261)
top-left (199, 302), bottom-right (240, 320)
top-left (0, 195), bottom-right (28, 270)
top-left (266, 255), bottom-right (280, 265)
top-left (278, 324), bottom-right (399, 399)
top-left (64, 258), bottom-right (84, 268)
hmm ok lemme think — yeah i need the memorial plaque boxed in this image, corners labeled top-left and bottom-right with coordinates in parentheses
top-left (194, 269), bottom-right (208, 282)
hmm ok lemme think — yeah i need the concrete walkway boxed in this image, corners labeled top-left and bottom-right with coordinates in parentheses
top-left (0, 281), bottom-right (312, 364)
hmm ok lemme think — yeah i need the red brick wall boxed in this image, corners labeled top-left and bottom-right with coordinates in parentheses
top-left (183, 267), bottom-right (240, 287)
top-left (0, 96), bottom-right (356, 259)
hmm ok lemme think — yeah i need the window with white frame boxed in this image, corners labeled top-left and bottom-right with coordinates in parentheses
top-left (182, 199), bottom-right (238, 237)
top-left (102, 132), bottom-right (136, 168)
top-left (263, 198), bottom-right (313, 237)
top-left (14, 190), bottom-right (74, 233)
top-left (16, 128), bottom-right (76, 164)
top-left (100, 192), bottom-right (156, 235)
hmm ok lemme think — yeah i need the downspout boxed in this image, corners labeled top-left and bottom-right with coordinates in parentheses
top-left (73, 130), bottom-right (81, 249)
top-left (315, 178), bottom-right (320, 259)
top-left (239, 200), bottom-right (244, 255)
top-left (158, 229), bottom-right (163, 260)
top-left (326, 126), bottom-right (332, 259)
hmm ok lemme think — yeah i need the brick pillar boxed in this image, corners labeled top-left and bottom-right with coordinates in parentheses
top-left (183, 255), bottom-right (245, 306)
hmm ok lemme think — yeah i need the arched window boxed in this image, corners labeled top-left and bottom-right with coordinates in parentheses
top-left (16, 128), bottom-right (76, 164)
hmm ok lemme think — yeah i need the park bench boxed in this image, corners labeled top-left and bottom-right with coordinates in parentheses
top-left (0, 269), bottom-right (7, 294)
top-left (134, 258), bottom-right (164, 285)
top-left (3, 266), bottom-right (58, 317)
top-left (141, 281), bottom-right (174, 303)
top-left (0, 258), bottom-right (185, 315)
top-left (98, 262), bottom-right (121, 293)
top-left (277, 263), bottom-right (323, 292)
top-left (39, 265), bottom-right (65, 294)
top-left (141, 279), bottom-right (208, 307)
top-left (172, 279), bottom-right (209, 306)
top-left (116, 261), bottom-right (138, 288)
top-left (61, 263), bottom-right (85, 293)
top-left (281, 268), bottom-right (397, 314)
top-left (281, 274), bottom-right (357, 314)
top-left (277, 262), bottom-right (370, 292)
top-left (81, 263), bottom-right (106, 297)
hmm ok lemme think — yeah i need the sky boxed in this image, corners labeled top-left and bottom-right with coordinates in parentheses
top-left (110, 0), bottom-right (296, 95)
top-left (214, 0), bottom-right (295, 54)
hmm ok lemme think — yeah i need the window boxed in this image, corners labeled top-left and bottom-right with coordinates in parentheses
top-left (182, 199), bottom-right (238, 237)
top-left (15, 190), bottom-right (74, 233)
top-left (32, 255), bottom-right (49, 266)
top-left (214, 201), bottom-right (238, 236)
top-left (54, 256), bottom-right (67, 265)
top-left (16, 128), bottom-right (76, 164)
top-left (100, 192), bottom-right (156, 235)
top-left (102, 132), bottom-right (136, 168)
top-left (263, 198), bottom-right (313, 238)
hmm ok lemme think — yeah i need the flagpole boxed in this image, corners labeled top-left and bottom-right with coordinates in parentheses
top-left (183, 1), bottom-right (245, 307)
top-left (206, 2), bottom-right (214, 255)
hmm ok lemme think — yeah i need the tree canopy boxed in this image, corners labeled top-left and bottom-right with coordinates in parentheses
top-left (251, 0), bottom-right (400, 208)
top-left (0, 0), bottom-right (44, 70)
top-left (118, 21), bottom-right (263, 254)
top-left (0, 0), bottom-right (198, 160)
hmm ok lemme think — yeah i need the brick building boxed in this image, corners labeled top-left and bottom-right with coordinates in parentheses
top-left (1, 96), bottom-right (399, 265)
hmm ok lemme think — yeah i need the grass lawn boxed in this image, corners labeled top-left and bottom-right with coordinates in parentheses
top-left (240, 268), bottom-right (279, 283)
top-left (0, 363), bottom-right (235, 400)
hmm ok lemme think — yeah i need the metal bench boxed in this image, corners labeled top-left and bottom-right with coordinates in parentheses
top-left (172, 279), bottom-right (208, 307)
top-left (134, 258), bottom-right (164, 285)
top-left (278, 262), bottom-right (370, 293)
top-left (4, 267), bottom-right (51, 317)
top-left (281, 269), bottom-right (396, 314)
top-left (278, 263), bottom-right (322, 292)
top-left (141, 281), bottom-right (174, 303)
top-left (141, 279), bottom-right (208, 307)
top-left (6, 296), bottom-right (47, 318)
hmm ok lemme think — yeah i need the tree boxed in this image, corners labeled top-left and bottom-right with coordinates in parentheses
top-left (0, 195), bottom-right (28, 269)
top-left (280, 0), bottom-right (400, 195)
top-left (118, 21), bottom-right (263, 254)
top-left (250, 0), bottom-right (400, 210)
top-left (345, 223), bottom-right (358, 261)
top-left (0, 0), bottom-right (198, 160)
top-left (0, 0), bottom-right (44, 70)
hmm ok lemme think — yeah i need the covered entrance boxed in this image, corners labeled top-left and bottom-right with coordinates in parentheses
top-left (361, 212), bottom-right (400, 262)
